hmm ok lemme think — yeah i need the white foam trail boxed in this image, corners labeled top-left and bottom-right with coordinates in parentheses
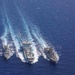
top-left (3, 3), bottom-right (25, 62)
top-left (14, 1), bottom-right (39, 63)
top-left (29, 23), bottom-right (60, 61)
top-left (1, 13), bottom-right (9, 46)
top-left (14, 1), bottom-right (32, 41)
top-left (29, 24), bottom-right (48, 59)
top-left (31, 25), bottom-right (48, 48)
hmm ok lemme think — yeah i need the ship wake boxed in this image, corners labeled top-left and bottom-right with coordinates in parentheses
top-left (14, 0), bottom-right (39, 63)
top-left (1, 1), bottom-right (25, 61)
top-left (0, 0), bottom-right (59, 64)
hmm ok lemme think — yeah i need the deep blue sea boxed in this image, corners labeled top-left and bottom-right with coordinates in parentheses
top-left (0, 0), bottom-right (75, 75)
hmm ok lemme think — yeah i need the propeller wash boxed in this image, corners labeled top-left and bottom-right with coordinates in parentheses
top-left (0, 0), bottom-right (59, 64)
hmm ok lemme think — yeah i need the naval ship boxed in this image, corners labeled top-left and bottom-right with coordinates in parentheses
top-left (3, 41), bottom-right (15, 59)
top-left (21, 41), bottom-right (34, 64)
top-left (1, 32), bottom-right (15, 59)
top-left (44, 47), bottom-right (59, 63)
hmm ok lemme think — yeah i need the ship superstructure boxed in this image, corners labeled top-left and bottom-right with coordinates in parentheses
top-left (44, 47), bottom-right (59, 63)
top-left (21, 41), bottom-right (34, 64)
top-left (1, 32), bottom-right (15, 59)
top-left (3, 41), bottom-right (15, 59)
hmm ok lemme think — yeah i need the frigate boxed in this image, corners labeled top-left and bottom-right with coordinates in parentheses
top-left (44, 47), bottom-right (59, 63)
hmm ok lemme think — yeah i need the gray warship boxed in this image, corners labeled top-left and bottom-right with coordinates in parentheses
top-left (2, 32), bottom-right (15, 59)
top-left (3, 41), bottom-right (15, 59)
top-left (21, 41), bottom-right (34, 64)
top-left (44, 47), bottom-right (59, 63)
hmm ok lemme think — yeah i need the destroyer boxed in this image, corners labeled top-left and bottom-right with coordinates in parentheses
top-left (21, 41), bottom-right (34, 64)
top-left (1, 32), bottom-right (15, 59)
top-left (44, 47), bottom-right (59, 63)
top-left (3, 41), bottom-right (15, 59)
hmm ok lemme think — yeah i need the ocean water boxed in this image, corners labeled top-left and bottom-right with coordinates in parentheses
top-left (0, 0), bottom-right (75, 75)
